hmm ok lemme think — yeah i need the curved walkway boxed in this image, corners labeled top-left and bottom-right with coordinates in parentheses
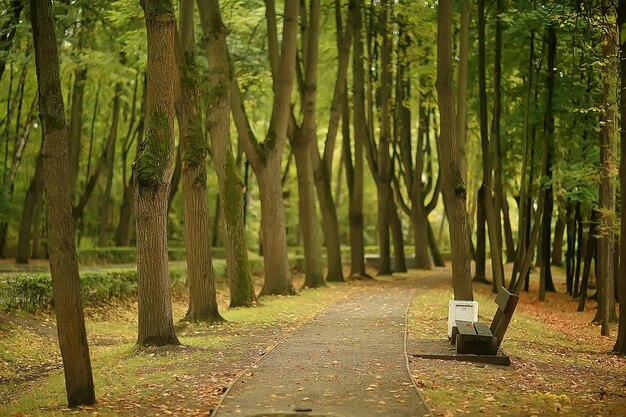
top-left (214, 276), bottom-right (431, 417)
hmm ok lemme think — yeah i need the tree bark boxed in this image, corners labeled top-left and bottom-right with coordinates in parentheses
top-left (229, 0), bottom-right (299, 295)
top-left (437, 0), bottom-right (472, 300)
top-left (551, 208), bottom-right (566, 266)
top-left (346, 0), bottom-right (366, 277)
top-left (30, 0), bottom-right (95, 405)
top-left (538, 26), bottom-right (557, 301)
top-left (135, 0), bottom-right (180, 346)
top-left (478, 0), bottom-right (504, 292)
top-left (98, 84), bottom-right (122, 247)
top-left (597, 4), bottom-right (616, 335)
top-left (310, 0), bottom-right (352, 283)
top-left (15, 145), bottom-right (44, 264)
top-left (615, 0), bottom-right (626, 353)
top-left (290, 0), bottom-right (325, 288)
top-left (67, 68), bottom-right (87, 199)
top-left (178, 0), bottom-right (224, 319)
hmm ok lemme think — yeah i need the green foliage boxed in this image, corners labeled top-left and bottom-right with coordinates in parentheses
top-left (0, 265), bottom-right (188, 312)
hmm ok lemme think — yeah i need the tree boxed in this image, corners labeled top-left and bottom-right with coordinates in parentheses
top-left (29, 0), bottom-right (95, 406)
top-left (436, 0), bottom-right (472, 300)
top-left (177, 0), bottom-right (223, 320)
top-left (135, 0), bottom-right (179, 346)
top-left (230, 0), bottom-right (299, 295)
top-left (477, 0), bottom-right (505, 292)
top-left (289, 0), bottom-right (325, 288)
top-left (197, 0), bottom-right (256, 307)
top-left (615, 0), bottom-right (626, 354)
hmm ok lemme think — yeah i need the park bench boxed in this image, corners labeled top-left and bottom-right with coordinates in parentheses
top-left (451, 286), bottom-right (519, 356)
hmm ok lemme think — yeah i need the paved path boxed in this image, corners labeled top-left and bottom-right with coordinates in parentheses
top-left (214, 276), bottom-right (430, 417)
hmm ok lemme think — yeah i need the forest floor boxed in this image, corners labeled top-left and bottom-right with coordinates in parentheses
top-left (0, 261), bottom-right (625, 416)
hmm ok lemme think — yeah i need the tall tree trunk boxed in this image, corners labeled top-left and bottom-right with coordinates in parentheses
top-left (67, 68), bottom-right (87, 199)
top-left (310, 0), bottom-right (351, 283)
top-left (456, 0), bottom-right (469, 185)
top-left (573, 202), bottom-right (584, 298)
top-left (347, 0), bottom-right (366, 277)
top-left (565, 201), bottom-right (576, 295)
top-left (551, 208), bottom-right (566, 266)
top-left (437, 0), bottom-right (472, 300)
top-left (290, 0), bottom-right (325, 288)
top-left (15, 145), bottom-right (44, 264)
top-left (502, 197), bottom-right (516, 262)
top-left (374, 1), bottom-right (393, 275)
top-left (538, 26), bottom-right (557, 301)
top-left (478, 0), bottom-right (504, 292)
top-left (578, 212), bottom-right (598, 312)
top-left (474, 188), bottom-right (487, 281)
top-left (389, 197), bottom-right (406, 272)
top-left (98, 84), bottom-right (122, 247)
top-left (615, 0), bottom-right (626, 353)
top-left (135, 0), bottom-right (180, 346)
top-left (178, 0), bottom-right (224, 320)
top-left (115, 76), bottom-right (145, 247)
top-left (30, 0), bottom-right (95, 406)
top-left (230, 0), bottom-right (299, 295)
top-left (597, 4), bottom-right (616, 335)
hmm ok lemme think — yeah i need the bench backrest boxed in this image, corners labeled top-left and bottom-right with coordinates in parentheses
top-left (489, 286), bottom-right (519, 348)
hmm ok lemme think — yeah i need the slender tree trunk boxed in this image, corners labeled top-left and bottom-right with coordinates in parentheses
top-left (135, 0), bottom-right (180, 346)
top-left (538, 25), bottom-right (558, 301)
top-left (427, 220), bottom-right (445, 267)
top-left (67, 68), bottom-right (87, 199)
top-left (16, 145), bottom-right (44, 264)
top-left (374, 1), bottom-right (393, 275)
top-left (573, 202), bottom-right (584, 297)
top-left (474, 188), bottom-right (487, 281)
top-left (116, 76), bottom-right (145, 247)
top-left (616, 0), bottom-right (626, 353)
top-left (178, 0), bottom-right (224, 320)
top-left (437, 0), bottom-right (472, 300)
top-left (597, 4), bottom-right (616, 335)
top-left (502, 197), bottom-right (516, 262)
top-left (565, 201), bottom-right (576, 295)
top-left (478, 0), bottom-right (504, 292)
top-left (579, 212), bottom-right (598, 312)
top-left (290, 0), bottom-right (325, 288)
top-left (389, 196), bottom-right (406, 272)
top-left (551, 209), bottom-right (566, 266)
top-left (98, 84), bottom-right (122, 247)
top-left (30, 0), bottom-right (95, 405)
top-left (310, 0), bottom-right (351, 283)
top-left (347, 0), bottom-right (366, 277)
top-left (229, 0), bottom-right (299, 295)
top-left (456, 0), bottom-right (469, 184)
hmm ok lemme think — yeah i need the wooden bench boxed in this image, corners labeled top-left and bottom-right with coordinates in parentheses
top-left (452, 286), bottom-right (519, 356)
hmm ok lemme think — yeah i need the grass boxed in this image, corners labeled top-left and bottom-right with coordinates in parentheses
top-left (407, 266), bottom-right (626, 417)
top-left (0, 274), bottom-right (357, 417)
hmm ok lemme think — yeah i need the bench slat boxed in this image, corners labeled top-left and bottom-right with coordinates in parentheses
top-left (455, 320), bottom-right (477, 342)
top-left (473, 322), bottom-right (496, 343)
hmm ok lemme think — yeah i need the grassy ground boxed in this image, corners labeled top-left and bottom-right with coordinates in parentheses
top-left (0, 271), bottom-right (362, 417)
top-left (407, 265), bottom-right (626, 417)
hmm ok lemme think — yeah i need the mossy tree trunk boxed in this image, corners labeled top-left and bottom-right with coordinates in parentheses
top-left (436, 0), bottom-right (473, 300)
top-left (177, 0), bottom-right (223, 320)
top-left (30, 0), bottom-right (95, 406)
top-left (135, 0), bottom-right (179, 346)
top-left (230, 0), bottom-right (299, 296)
top-left (197, 0), bottom-right (255, 307)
